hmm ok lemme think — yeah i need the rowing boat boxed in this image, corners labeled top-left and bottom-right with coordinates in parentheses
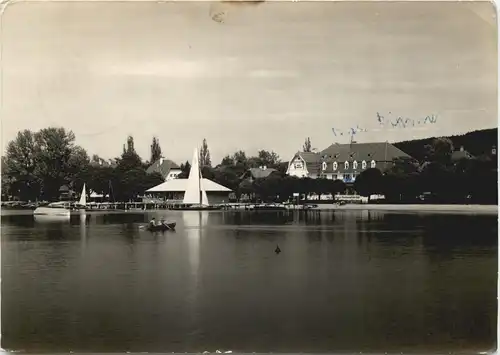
top-left (145, 222), bottom-right (176, 231)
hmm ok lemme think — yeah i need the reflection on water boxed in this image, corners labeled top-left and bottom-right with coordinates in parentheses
top-left (1, 210), bottom-right (497, 353)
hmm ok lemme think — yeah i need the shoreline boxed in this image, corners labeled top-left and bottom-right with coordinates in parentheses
top-left (312, 203), bottom-right (498, 214)
top-left (1, 203), bottom-right (497, 216)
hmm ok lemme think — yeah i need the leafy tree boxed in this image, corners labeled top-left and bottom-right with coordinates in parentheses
top-left (33, 127), bottom-right (79, 200)
top-left (87, 165), bottom-right (114, 198)
top-left (257, 150), bottom-right (281, 168)
top-left (116, 136), bottom-right (143, 172)
top-left (354, 168), bottom-right (384, 198)
top-left (232, 150), bottom-right (247, 166)
top-left (253, 174), bottom-right (283, 201)
top-left (220, 155), bottom-right (235, 166)
top-left (330, 179), bottom-right (346, 195)
top-left (213, 167), bottom-right (240, 191)
top-left (381, 157), bottom-right (422, 203)
top-left (67, 146), bottom-right (90, 194)
top-left (199, 138), bottom-right (211, 167)
top-left (303, 137), bottom-right (312, 152)
top-left (4, 130), bottom-right (40, 200)
top-left (150, 136), bottom-right (162, 164)
top-left (425, 137), bottom-right (454, 164)
top-left (178, 160), bottom-right (191, 178)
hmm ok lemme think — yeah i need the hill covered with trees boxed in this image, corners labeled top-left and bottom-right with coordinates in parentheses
top-left (394, 128), bottom-right (497, 161)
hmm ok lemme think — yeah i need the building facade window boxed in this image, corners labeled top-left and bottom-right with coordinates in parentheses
top-left (353, 161), bottom-right (358, 170)
top-left (294, 161), bottom-right (304, 169)
top-left (322, 161), bottom-right (327, 171)
top-left (333, 162), bottom-right (338, 171)
top-left (362, 160), bottom-right (367, 169)
top-left (370, 160), bottom-right (376, 168)
top-left (344, 161), bottom-right (349, 170)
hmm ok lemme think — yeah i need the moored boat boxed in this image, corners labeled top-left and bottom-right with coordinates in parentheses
top-left (73, 183), bottom-right (88, 211)
top-left (33, 201), bottom-right (71, 217)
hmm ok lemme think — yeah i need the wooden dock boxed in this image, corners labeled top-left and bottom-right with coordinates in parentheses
top-left (82, 201), bottom-right (317, 211)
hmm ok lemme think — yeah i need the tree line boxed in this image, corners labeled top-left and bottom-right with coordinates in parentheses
top-left (2, 128), bottom-right (497, 204)
top-left (197, 136), bottom-right (497, 205)
top-left (1, 128), bottom-right (166, 202)
top-left (353, 137), bottom-right (497, 204)
top-left (1, 127), bottom-right (288, 202)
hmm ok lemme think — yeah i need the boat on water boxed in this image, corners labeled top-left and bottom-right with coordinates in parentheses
top-left (33, 201), bottom-right (71, 217)
top-left (145, 222), bottom-right (177, 232)
top-left (175, 147), bottom-right (223, 211)
top-left (73, 183), bottom-right (88, 211)
top-left (33, 183), bottom-right (88, 217)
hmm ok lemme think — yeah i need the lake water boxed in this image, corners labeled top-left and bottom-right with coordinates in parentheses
top-left (1, 209), bottom-right (497, 353)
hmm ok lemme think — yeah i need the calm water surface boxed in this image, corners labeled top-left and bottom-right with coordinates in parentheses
top-left (1, 209), bottom-right (497, 353)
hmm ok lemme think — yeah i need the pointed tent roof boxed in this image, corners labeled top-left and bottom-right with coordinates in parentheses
top-left (146, 178), bottom-right (232, 192)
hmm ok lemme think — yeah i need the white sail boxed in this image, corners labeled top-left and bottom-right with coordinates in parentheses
top-left (183, 148), bottom-right (202, 204)
top-left (200, 178), bottom-right (209, 206)
top-left (78, 183), bottom-right (87, 206)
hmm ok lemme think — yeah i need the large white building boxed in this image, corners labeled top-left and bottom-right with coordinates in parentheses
top-left (286, 142), bottom-right (411, 183)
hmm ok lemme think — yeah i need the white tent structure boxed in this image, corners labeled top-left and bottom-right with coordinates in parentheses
top-left (146, 148), bottom-right (231, 205)
top-left (146, 178), bottom-right (231, 194)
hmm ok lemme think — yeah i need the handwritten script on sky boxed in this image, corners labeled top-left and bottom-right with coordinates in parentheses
top-left (332, 112), bottom-right (439, 138)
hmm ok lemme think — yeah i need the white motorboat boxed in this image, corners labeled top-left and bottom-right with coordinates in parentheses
top-left (33, 201), bottom-right (71, 217)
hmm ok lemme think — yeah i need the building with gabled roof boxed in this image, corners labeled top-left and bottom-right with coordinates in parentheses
top-left (451, 146), bottom-right (474, 161)
top-left (286, 142), bottom-right (412, 184)
top-left (240, 167), bottom-right (279, 181)
top-left (146, 157), bottom-right (181, 181)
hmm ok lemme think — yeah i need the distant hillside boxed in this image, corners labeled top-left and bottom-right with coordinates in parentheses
top-left (394, 128), bottom-right (498, 161)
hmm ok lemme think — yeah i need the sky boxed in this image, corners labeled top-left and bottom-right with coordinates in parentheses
top-left (1, 0), bottom-right (497, 164)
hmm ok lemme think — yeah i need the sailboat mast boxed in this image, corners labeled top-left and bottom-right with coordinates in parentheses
top-left (199, 163), bottom-right (202, 205)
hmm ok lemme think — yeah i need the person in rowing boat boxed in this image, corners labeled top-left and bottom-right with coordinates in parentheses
top-left (149, 217), bottom-right (157, 227)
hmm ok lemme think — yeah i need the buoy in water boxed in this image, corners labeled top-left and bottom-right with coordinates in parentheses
top-left (275, 245), bottom-right (281, 254)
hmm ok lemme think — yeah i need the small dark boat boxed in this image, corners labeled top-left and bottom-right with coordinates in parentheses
top-left (146, 222), bottom-right (176, 231)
